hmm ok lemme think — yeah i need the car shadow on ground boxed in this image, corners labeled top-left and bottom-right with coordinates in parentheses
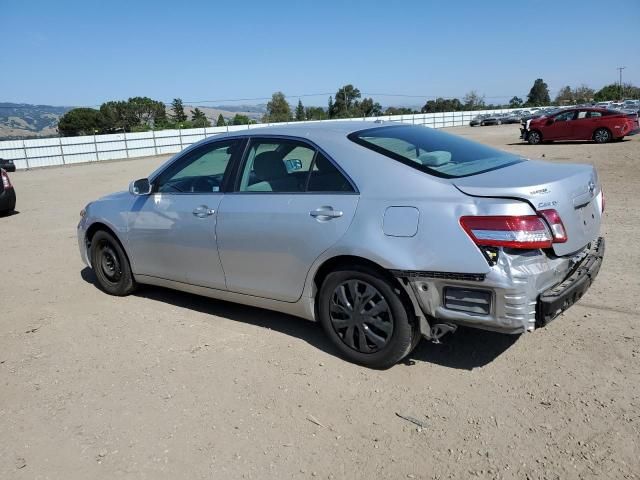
top-left (406, 327), bottom-right (518, 370)
top-left (0, 210), bottom-right (19, 218)
top-left (80, 267), bottom-right (518, 370)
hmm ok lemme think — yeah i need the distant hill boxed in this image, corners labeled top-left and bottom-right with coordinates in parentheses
top-left (0, 102), bottom-right (267, 140)
top-left (0, 102), bottom-right (73, 139)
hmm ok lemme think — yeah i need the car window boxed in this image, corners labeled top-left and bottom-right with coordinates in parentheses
top-left (554, 111), bottom-right (575, 122)
top-left (588, 111), bottom-right (603, 118)
top-left (577, 111), bottom-right (589, 119)
top-left (155, 140), bottom-right (239, 193)
top-left (349, 125), bottom-right (523, 179)
top-left (308, 153), bottom-right (354, 192)
top-left (239, 139), bottom-right (315, 192)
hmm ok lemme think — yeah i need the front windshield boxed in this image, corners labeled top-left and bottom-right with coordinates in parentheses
top-left (349, 125), bottom-right (523, 178)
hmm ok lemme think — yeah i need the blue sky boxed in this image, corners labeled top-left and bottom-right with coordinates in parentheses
top-left (1, 0), bottom-right (638, 107)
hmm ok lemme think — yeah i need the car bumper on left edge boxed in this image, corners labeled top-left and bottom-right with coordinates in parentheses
top-left (0, 188), bottom-right (16, 212)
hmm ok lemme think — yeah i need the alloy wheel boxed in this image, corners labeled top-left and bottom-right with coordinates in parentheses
top-left (329, 280), bottom-right (393, 353)
top-left (595, 129), bottom-right (610, 143)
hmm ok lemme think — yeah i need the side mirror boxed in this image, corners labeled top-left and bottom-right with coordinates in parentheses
top-left (129, 178), bottom-right (152, 196)
top-left (546, 118), bottom-right (555, 126)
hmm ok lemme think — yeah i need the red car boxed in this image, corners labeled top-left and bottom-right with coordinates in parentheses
top-left (521, 107), bottom-right (639, 144)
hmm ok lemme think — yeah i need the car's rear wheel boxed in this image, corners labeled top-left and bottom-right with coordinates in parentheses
top-left (527, 130), bottom-right (542, 145)
top-left (593, 128), bottom-right (611, 144)
top-left (318, 266), bottom-right (415, 368)
top-left (90, 230), bottom-right (136, 296)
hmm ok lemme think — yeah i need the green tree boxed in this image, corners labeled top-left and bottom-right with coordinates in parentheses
top-left (57, 108), bottom-right (105, 136)
top-left (216, 114), bottom-right (226, 126)
top-left (99, 100), bottom-right (136, 132)
top-left (191, 107), bottom-right (211, 127)
top-left (508, 96), bottom-right (524, 108)
top-left (295, 99), bottom-right (305, 121)
top-left (170, 98), bottom-right (187, 123)
top-left (231, 114), bottom-right (252, 125)
top-left (422, 97), bottom-right (463, 113)
top-left (592, 83), bottom-right (640, 101)
top-left (384, 107), bottom-right (416, 115)
top-left (127, 97), bottom-right (166, 127)
top-left (572, 85), bottom-right (595, 104)
top-left (305, 106), bottom-right (327, 120)
top-left (263, 92), bottom-right (292, 123)
top-left (526, 79), bottom-right (551, 106)
top-left (330, 84), bottom-right (361, 118)
top-left (357, 97), bottom-right (383, 117)
top-left (463, 90), bottom-right (485, 110)
top-left (554, 86), bottom-right (573, 105)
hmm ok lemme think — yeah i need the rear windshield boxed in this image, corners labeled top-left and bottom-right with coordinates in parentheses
top-left (348, 125), bottom-right (523, 178)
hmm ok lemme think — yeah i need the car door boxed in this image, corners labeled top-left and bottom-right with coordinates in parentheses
top-left (544, 110), bottom-right (576, 140)
top-left (127, 139), bottom-right (242, 289)
top-left (216, 137), bottom-right (359, 302)
top-left (570, 110), bottom-right (594, 139)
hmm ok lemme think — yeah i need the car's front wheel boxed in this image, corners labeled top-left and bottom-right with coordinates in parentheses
top-left (318, 266), bottom-right (416, 368)
top-left (90, 230), bottom-right (136, 296)
top-left (594, 128), bottom-right (611, 144)
top-left (527, 130), bottom-right (542, 145)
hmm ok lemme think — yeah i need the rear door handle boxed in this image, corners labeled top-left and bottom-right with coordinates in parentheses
top-left (310, 206), bottom-right (343, 219)
top-left (192, 205), bottom-right (215, 218)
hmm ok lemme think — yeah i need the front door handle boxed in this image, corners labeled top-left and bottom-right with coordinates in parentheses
top-left (310, 206), bottom-right (343, 220)
top-left (192, 205), bottom-right (215, 218)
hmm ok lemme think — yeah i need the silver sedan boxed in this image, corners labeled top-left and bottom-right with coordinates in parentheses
top-left (78, 122), bottom-right (604, 368)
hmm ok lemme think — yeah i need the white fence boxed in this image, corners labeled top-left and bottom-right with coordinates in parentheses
top-left (0, 108), bottom-right (519, 170)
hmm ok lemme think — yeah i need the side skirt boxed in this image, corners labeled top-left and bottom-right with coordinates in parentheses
top-left (135, 274), bottom-right (316, 322)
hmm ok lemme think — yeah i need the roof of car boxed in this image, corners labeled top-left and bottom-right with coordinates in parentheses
top-left (222, 120), bottom-right (392, 138)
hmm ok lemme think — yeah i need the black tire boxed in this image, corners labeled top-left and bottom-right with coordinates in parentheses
top-left (90, 230), bottom-right (136, 296)
top-left (318, 266), bottom-right (415, 369)
top-left (527, 130), bottom-right (542, 145)
top-left (593, 128), bottom-right (611, 144)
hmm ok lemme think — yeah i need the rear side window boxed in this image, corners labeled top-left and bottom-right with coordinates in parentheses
top-left (349, 125), bottom-right (523, 178)
top-left (308, 153), bottom-right (354, 192)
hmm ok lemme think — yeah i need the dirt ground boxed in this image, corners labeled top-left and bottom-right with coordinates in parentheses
top-left (1, 125), bottom-right (638, 480)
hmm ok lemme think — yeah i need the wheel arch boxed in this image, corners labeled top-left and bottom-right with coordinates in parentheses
top-left (311, 254), bottom-right (416, 325)
top-left (592, 126), bottom-right (612, 141)
top-left (85, 221), bottom-right (132, 269)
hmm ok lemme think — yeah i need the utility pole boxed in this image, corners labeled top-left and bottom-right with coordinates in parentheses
top-left (617, 66), bottom-right (626, 100)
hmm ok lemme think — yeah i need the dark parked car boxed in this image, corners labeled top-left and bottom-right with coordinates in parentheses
top-left (500, 112), bottom-right (524, 124)
top-left (521, 108), bottom-right (639, 144)
top-left (0, 158), bottom-right (16, 172)
top-left (0, 168), bottom-right (16, 213)
top-left (469, 114), bottom-right (489, 126)
top-left (481, 114), bottom-right (505, 126)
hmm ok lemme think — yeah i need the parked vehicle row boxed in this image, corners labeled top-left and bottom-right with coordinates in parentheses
top-left (521, 107), bottom-right (640, 144)
top-left (78, 121), bottom-right (604, 367)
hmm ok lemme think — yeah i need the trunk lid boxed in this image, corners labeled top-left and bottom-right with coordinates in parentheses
top-left (454, 160), bottom-right (602, 256)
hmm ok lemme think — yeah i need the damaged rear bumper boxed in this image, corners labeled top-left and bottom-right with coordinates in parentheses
top-left (393, 237), bottom-right (604, 336)
top-left (537, 237), bottom-right (604, 325)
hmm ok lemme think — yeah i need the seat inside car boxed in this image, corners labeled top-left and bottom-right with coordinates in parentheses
top-left (248, 151), bottom-right (299, 192)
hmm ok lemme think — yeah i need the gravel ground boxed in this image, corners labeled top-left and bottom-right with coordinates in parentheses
top-left (1, 125), bottom-right (638, 479)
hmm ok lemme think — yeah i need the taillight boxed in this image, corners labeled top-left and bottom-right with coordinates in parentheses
top-left (460, 215), bottom-right (553, 249)
top-left (600, 188), bottom-right (605, 213)
top-left (538, 209), bottom-right (567, 243)
top-left (1, 170), bottom-right (11, 189)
